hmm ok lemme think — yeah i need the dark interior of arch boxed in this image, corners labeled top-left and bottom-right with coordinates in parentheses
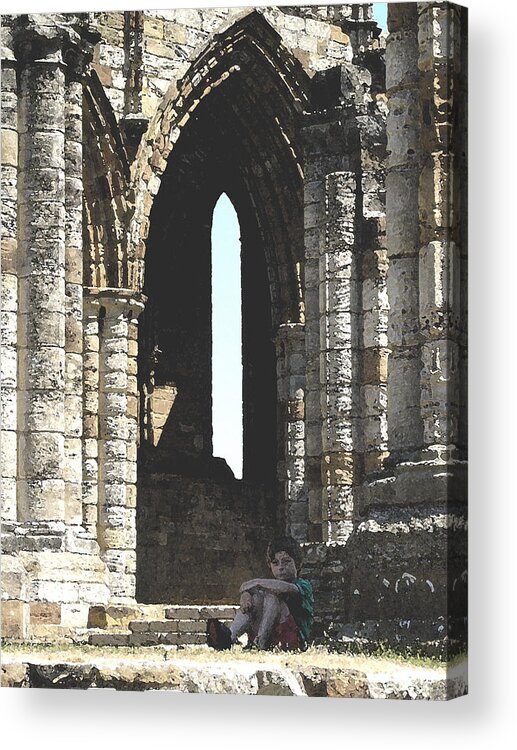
top-left (135, 45), bottom-right (304, 603)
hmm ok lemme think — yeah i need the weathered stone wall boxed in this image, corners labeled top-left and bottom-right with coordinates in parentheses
top-left (136, 473), bottom-right (275, 603)
top-left (348, 2), bottom-right (468, 655)
top-left (91, 7), bottom-right (357, 124)
top-left (302, 520), bottom-right (467, 653)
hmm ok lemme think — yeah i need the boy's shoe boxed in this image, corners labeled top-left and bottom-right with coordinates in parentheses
top-left (206, 618), bottom-right (232, 650)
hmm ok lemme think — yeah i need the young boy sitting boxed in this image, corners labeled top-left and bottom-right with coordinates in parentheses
top-left (207, 535), bottom-right (314, 651)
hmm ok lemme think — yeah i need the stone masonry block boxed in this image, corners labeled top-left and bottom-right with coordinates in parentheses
top-left (18, 432), bottom-right (64, 480)
top-left (29, 601), bottom-right (61, 625)
top-left (2, 600), bottom-right (30, 639)
top-left (18, 479), bottom-right (65, 522)
top-left (1, 128), bottom-right (18, 167)
top-left (322, 451), bottom-right (361, 486)
top-left (386, 30), bottom-right (419, 90)
top-left (61, 602), bottom-right (89, 628)
top-left (387, 89), bottom-right (420, 169)
top-left (18, 309), bottom-right (65, 349)
top-left (1, 555), bottom-right (29, 600)
top-left (1, 477), bottom-right (17, 521)
top-left (25, 346), bottom-right (65, 390)
top-left (386, 168), bottom-right (420, 257)
top-left (0, 429), bottom-right (17, 477)
top-left (21, 389), bottom-right (64, 432)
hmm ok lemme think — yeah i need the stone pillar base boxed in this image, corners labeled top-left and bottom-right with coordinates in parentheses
top-left (359, 457), bottom-right (467, 510)
top-left (1, 522), bottom-right (112, 641)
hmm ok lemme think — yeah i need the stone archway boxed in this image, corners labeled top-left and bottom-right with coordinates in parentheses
top-left (132, 13), bottom-right (311, 604)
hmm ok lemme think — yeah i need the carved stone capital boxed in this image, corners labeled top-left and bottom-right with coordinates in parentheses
top-left (85, 287), bottom-right (147, 321)
top-left (12, 13), bottom-right (99, 77)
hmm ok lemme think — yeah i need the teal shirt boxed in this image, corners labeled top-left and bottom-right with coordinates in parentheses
top-left (288, 577), bottom-right (314, 648)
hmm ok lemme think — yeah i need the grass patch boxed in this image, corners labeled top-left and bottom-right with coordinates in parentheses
top-left (1, 640), bottom-right (465, 674)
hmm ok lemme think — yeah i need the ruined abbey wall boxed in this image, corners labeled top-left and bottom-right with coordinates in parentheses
top-left (1, 4), bottom-right (467, 653)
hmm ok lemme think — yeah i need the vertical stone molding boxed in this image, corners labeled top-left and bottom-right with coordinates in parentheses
top-left (64, 57), bottom-right (88, 525)
top-left (302, 141), bottom-right (326, 543)
top-left (120, 10), bottom-right (148, 160)
top-left (82, 294), bottom-right (100, 536)
top-left (417, 3), bottom-right (462, 454)
top-left (275, 323), bottom-right (306, 541)
top-left (357, 120), bottom-right (388, 479)
top-left (1, 29), bottom-right (18, 521)
top-left (301, 106), bottom-right (350, 544)
top-left (15, 18), bottom-right (68, 522)
top-left (385, 3), bottom-right (423, 458)
top-left (96, 290), bottom-right (144, 602)
top-left (321, 171), bottom-right (360, 542)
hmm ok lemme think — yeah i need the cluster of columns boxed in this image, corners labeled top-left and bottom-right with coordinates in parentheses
top-left (1, 15), bottom-right (146, 603)
top-left (300, 67), bottom-right (389, 543)
top-left (83, 289), bottom-right (144, 599)
top-left (384, 2), bottom-right (464, 473)
top-left (417, 2), bottom-right (463, 456)
top-left (301, 108), bottom-right (362, 544)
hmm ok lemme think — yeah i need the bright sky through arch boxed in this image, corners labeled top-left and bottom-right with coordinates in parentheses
top-left (211, 193), bottom-right (243, 479)
top-left (373, 3), bottom-right (388, 31)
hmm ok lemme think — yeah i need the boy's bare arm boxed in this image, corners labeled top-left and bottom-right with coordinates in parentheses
top-left (239, 578), bottom-right (299, 595)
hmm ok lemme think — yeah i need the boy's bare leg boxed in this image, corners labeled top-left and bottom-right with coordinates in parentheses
top-left (255, 592), bottom-right (289, 650)
top-left (230, 590), bottom-right (265, 643)
top-left (230, 589), bottom-right (290, 649)
top-left (229, 610), bottom-right (252, 642)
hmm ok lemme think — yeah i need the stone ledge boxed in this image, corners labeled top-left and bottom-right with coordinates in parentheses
top-left (165, 605), bottom-right (239, 620)
top-left (0, 649), bottom-right (468, 699)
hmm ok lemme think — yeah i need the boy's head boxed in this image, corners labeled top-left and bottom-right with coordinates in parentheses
top-left (266, 536), bottom-right (302, 582)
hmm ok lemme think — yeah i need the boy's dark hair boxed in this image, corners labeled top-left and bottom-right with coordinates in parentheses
top-left (266, 536), bottom-right (303, 568)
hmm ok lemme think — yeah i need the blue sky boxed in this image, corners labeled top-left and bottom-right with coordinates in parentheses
top-left (373, 3), bottom-right (388, 32)
top-left (211, 194), bottom-right (243, 478)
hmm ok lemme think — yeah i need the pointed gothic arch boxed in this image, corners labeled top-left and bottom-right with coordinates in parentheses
top-left (127, 10), bottom-right (311, 318)
top-left (134, 11), bottom-right (312, 603)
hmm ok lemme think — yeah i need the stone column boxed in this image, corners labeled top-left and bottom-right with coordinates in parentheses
top-left (417, 3), bottom-right (462, 457)
top-left (321, 171), bottom-right (361, 542)
top-left (302, 142), bottom-right (326, 543)
top-left (276, 323), bottom-right (306, 541)
top-left (64, 53), bottom-right (88, 525)
top-left (385, 3), bottom-right (423, 460)
top-left (301, 96), bottom-right (362, 543)
top-left (97, 290), bottom-right (144, 602)
top-left (15, 20), bottom-right (68, 522)
top-left (356, 114), bottom-right (389, 480)
top-left (82, 294), bottom-right (101, 536)
top-left (1, 31), bottom-right (18, 522)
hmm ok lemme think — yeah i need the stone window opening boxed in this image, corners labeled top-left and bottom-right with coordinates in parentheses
top-left (211, 192), bottom-right (243, 480)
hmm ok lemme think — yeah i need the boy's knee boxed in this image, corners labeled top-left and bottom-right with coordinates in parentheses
top-left (262, 591), bottom-right (282, 610)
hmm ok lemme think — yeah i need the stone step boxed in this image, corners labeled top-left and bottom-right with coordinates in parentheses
top-left (129, 618), bottom-right (230, 634)
top-left (164, 605), bottom-right (238, 620)
top-left (87, 604), bottom-right (239, 646)
top-left (88, 630), bottom-right (208, 647)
